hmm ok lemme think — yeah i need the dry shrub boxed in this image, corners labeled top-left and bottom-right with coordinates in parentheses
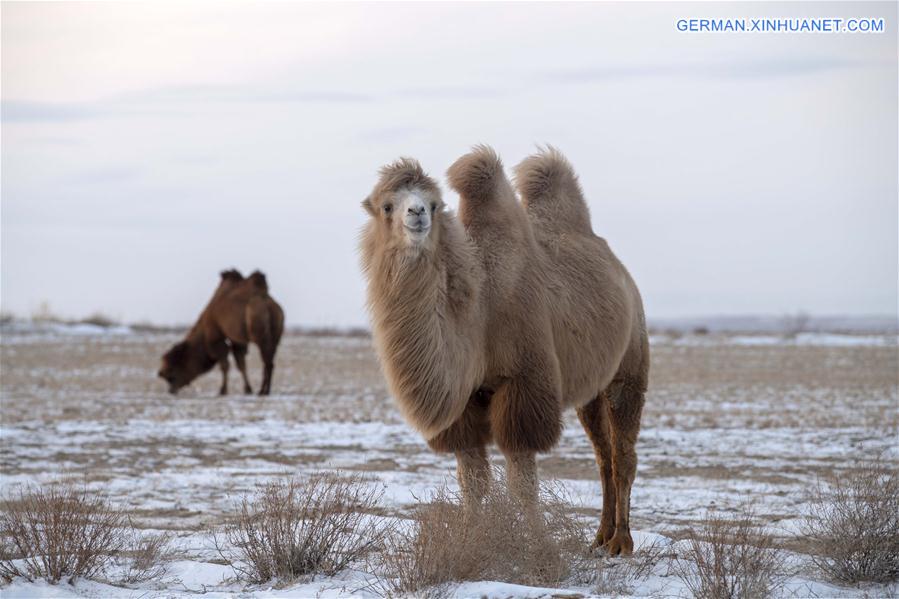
top-left (119, 530), bottom-right (176, 584)
top-left (78, 313), bottom-right (119, 328)
top-left (801, 459), bottom-right (899, 584)
top-left (376, 472), bottom-right (590, 597)
top-left (0, 484), bottom-right (171, 585)
top-left (214, 472), bottom-right (389, 584)
top-left (670, 509), bottom-right (787, 599)
top-left (593, 537), bottom-right (671, 597)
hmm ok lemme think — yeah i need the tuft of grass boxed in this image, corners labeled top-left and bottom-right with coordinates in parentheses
top-left (213, 472), bottom-right (389, 584)
top-left (801, 458), bottom-right (899, 584)
top-left (119, 529), bottom-right (176, 584)
top-left (0, 484), bottom-right (171, 585)
top-left (669, 508), bottom-right (788, 599)
top-left (593, 537), bottom-right (671, 597)
top-left (375, 471), bottom-right (590, 598)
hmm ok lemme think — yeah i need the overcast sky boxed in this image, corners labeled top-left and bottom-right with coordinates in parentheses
top-left (2, 2), bottom-right (896, 327)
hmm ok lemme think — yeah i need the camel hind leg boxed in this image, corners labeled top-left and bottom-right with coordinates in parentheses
top-left (247, 302), bottom-right (281, 396)
top-left (577, 391), bottom-right (617, 550)
top-left (604, 376), bottom-right (645, 556)
top-left (257, 342), bottom-right (276, 396)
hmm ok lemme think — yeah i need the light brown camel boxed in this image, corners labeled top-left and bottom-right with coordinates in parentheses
top-left (359, 147), bottom-right (648, 555)
top-left (158, 269), bottom-right (284, 396)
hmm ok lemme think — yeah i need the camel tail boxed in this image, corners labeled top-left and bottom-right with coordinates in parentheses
top-left (446, 144), bottom-right (505, 204)
top-left (514, 146), bottom-right (592, 233)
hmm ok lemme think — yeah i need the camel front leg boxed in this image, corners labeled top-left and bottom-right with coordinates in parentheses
top-left (455, 446), bottom-right (491, 513)
top-left (503, 450), bottom-right (538, 506)
top-left (488, 354), bottom-right (562, 514)
top-left (427, 394), bottom-right (493, 513)
top-left (217, 356), bottom-right (229, 396)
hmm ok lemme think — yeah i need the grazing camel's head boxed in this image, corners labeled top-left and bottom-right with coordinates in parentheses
top-left (158, 341), bottom-right (215, 394)
top-left (361, 158), bottom-right (444, 254)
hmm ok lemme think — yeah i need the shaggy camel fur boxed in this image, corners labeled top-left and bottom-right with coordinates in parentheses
top-left (360, 147), bottom-right (648, 555)
top-left (158, 269), bottom-right (284, 396)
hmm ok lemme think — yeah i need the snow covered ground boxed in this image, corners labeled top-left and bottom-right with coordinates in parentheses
top-left (1, 326), bottom-right (896, 597)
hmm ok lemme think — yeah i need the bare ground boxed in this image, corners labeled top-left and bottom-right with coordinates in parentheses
top-left (1, 331), bottom-right (896, 543)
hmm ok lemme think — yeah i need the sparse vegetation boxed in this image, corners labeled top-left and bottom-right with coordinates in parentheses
top-left (670, 509), bottom-right (788, 599)
top-left (12, 303), bottom-right (121, 329)
top-left (801, 459), bottom-right (899, 584)
top-left (119, 529), bottom-right (176, 584)
top-left (0, 484), bottom-right (171, 585)
top-left (375, 472), bottom-right (590, 597)
top-left (2, 329), bottom-right (896, 596)
top-left (213, 472), bottom-right (389, 584)
top-left (780, 311), bottom-right (811, 339)
top-left (593, 537), bottom-right (671, 596)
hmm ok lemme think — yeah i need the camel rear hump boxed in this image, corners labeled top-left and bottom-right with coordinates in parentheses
top-left (514, 147), bottom-right (593, 235)
top-left (248, 270), bottom-right (269, 293)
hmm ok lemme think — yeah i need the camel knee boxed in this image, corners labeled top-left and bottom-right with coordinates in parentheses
top-left (577, 395), bottom-right (614, 467)
top-left (607, 378), bottom-right (645, 436)
top-left (610, 439), bottom-right (639, 487)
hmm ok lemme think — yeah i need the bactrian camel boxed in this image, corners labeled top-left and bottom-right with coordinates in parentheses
top-left (158, 269), bottom-right (284, 396)
top-left (359, 146), bottom-right (648, 555)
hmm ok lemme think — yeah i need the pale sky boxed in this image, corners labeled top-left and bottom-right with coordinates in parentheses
top-left (2, 1), bottom-right (897, 327)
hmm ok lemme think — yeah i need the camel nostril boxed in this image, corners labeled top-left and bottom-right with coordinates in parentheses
top-left (408, 206), bottom-right (425, 216)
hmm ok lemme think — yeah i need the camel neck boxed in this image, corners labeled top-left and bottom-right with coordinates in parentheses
top-left (364, 218), bottom-right (485, 439)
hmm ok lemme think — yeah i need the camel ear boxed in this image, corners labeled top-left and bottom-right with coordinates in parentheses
top-left (362, 196), bottom-right (375, 216)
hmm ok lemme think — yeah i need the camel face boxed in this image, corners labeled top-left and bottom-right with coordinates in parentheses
top-left (398, 190), bottom-right (433, 246)
top-left (363, 186), bottom-right (442, 253)
top-left (158, 341), bottom-right (199, 395)
top-left (157, 358), bottom-right (186, 395)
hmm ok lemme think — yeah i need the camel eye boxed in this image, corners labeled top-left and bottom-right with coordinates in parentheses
top-left (430, 202), bottom-right (437, 213)
top-left (383, 203), bottom-right (393, 215)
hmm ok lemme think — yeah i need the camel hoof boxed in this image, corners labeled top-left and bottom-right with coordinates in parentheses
top-left (590, 527), bottom-right (616, 552)
top-left (244, 385), bottom-right (253, 394)
top-left (602, 532), bottom-right (634, 556)
top-left (219, 389), bottom-right (228, 396)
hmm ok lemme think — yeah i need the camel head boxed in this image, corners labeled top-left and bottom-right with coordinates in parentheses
top-left (158, 340), bottom-right (215, 394)
top-left (361, 158), bottom-right (444, 254)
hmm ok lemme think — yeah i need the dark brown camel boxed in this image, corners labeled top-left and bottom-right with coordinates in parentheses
top-left (158, 269), bottom-right (284, 396)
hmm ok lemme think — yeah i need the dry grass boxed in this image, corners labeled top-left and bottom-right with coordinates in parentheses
top-left (669, 508), bottom-right (788, 599)
top-left (801, 458), bottom-right (899, 584)
top-left (593, 537), bottom-right (672, 597)
top-left (119, 529), bottom-right (176, 584)
top-left (213, 472), bottom-right (389, 584)
top-left (0, 484), bottom-right (171, 585)
top-left (375, 472), bottom-right (590, 597)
